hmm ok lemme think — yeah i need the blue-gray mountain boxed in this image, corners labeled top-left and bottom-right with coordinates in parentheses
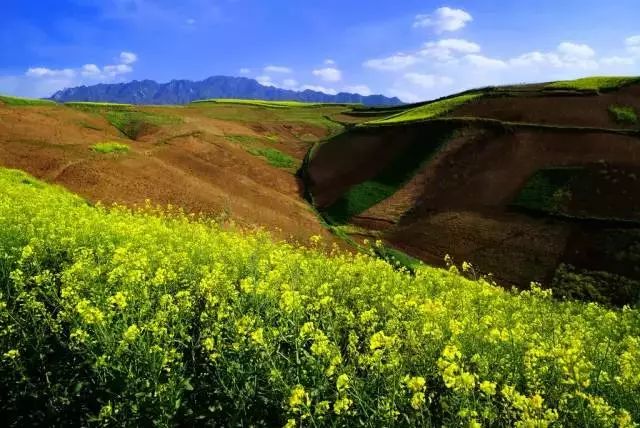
top-left (50, 76), bottom-right (402, 106)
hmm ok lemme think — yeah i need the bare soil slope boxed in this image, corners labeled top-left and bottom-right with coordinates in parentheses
top-left (0, 102), bottom-right (356, 243)
top-left (304, 82), bottom-right (640, 303)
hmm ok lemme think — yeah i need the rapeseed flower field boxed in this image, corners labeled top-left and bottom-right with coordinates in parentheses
top-left (0, 168), bottom-right (638, 426)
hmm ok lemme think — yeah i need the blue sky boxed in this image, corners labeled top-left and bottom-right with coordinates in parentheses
top-left (1, 0), bottom-right (639, 102)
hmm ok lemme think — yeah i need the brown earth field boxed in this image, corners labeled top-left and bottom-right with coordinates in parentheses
top-left (0, 101), bottom-right (361, 245)
top-left (304, 82), bottom-right (640, 303)
top-left (444, 84), bottom-right (640, 129)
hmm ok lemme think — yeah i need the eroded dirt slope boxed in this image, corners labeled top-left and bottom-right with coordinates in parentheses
top-left (0, 102), bottom-right (354, 243)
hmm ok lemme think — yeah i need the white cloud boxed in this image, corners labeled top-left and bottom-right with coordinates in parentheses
top-left (363, 53), bottom-right (418, 71)
top-left (627, 35), bottom-right (640, 55)
top-left (282, 78), bottom-right (299, 88)
top-left (421, 38), bottom-right (481, 61)
top-left (509, 42), bottom-right (598, 69)
top-left (26, 67), bottom-right (76, 78)
top-left (556, 42), bottom-right (595, 61)
top-left (324, 59), bottom-right (336, 65)
top-left (103, 64), bottom-right (133, 77)
top-left (465, 54), bottom-right (508, 69)
top-left (301, 85), bottom-right (337, 95)
top-left (343, 85), bottom-right (372, 96)
top-left (601, 56), bottom-right (635, 66)
top-left (256, 75), bottom-right (274, 86)
top-left (403, 73), bottom-right (454, 88)
top-left (81, 64), bottom-right (102, 77)
top-left (509, 51), bottom-right (562, 68)
top-left (119, 51), bottom-right (138, 65)
top-left (239, 68), bottom-right (251, 75)
top-left (414, 7), bottom-right (472, 34)
top-left (5, 50), bottom-right (138, 98)
top-left (312, 67), bottom-right (342, 82)
top-left (264, 65), bottom-right (292, 74)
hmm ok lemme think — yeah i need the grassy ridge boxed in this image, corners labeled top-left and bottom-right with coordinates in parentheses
top-left (363, 94), bottom-right (482, 125)
top-left (192, 99), bottom-right (360, 109)
top-left (0, 95), bottom-right (57, 106)
top-left (546, 76), bottom-right (640, 91)
top-left (3, 168), bottom-right (638, 425)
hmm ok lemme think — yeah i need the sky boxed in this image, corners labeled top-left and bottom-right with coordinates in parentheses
top-left (1, 0), bottom-right (639, 102)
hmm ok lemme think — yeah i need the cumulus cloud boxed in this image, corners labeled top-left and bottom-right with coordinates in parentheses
top-left (363, 53), bottom-right (418, 71)
top-left (601, 56), bottom-right (635, 66)
top-left (403, 73), bottom-right (454, 88)
top-left (300, 85), bottom-right (337, 95)
top-left (627, 35), bottom-right (640, 55)
top-left (556, 42), bottom-right (595, 61)
top-left (420, 38), bottom-right (481, 61)
top-left (414, 7), bottom-right (472, 34)
top-left (465, 54), bottom-right (508, 69)
top-left (256, 75), bottom-right (274, 86)
top-left (264, 65), bottom-right (292, 74)
top-left (343, 85), bottom-right (372, 96)
top-left (508, 42), bottom-right (598, 69)
top-left (119, 51), bottom-right (138, 65)
top-left (26, 67), bottom-right (76, 79)
top-left (25, 50), bottom-right (137, 90)
top-left (282, 78), bottom-right (299, 88)
top-left (312, 67), bottom-right (342, 82)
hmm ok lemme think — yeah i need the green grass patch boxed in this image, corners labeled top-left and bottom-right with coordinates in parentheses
top-left (247, 147), bottom-right (296, 169)
top-left (193, 98), bottom-right (360, 109)
top-left (546, 76), bottom-right (640, 91)
top-left (364, 93), bottom-right (482, 125)
top-left (66, 102), bottom-right (181, 139)
top-left (512, 167), bottom-right (581, 213)
top-left (0, 95), bottom-right (57, 106)
top-left (609, 105), bottom-right (638, 124)
top-left (65, 101), bottom-right (133, 112)
top-left (105, 110), bottom-right (182, 139)
top-left (225, 134), bottom-right (266, 146)
top-left (0, 167), bottom-right (639, 426)
top-left (90, 141), bottom-right (130, 154)
top-left (190, 103), bottom-right (347, 137)
top-left (324, 129), bottom-right (451, 224)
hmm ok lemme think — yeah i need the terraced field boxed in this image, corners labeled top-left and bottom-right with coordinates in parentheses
top-left (302, 76), bottom-right (640, 305)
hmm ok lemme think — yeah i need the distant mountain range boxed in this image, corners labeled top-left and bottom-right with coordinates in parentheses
top-left (50, 76), bottom-right (402, 106)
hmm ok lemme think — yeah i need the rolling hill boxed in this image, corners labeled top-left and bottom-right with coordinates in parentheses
top-left (302, 76), bottom-right (640, 306)
top-left (2, 76), bottom-right (640, 426)
top-left (49, 75), bottom-right (402, 106)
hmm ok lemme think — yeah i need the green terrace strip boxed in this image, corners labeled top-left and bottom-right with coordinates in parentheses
top-left (362, 94), bottom-right (482, 126)
top-left (192, 99), bottom-right (361, 109)
top-left (65, 101), bottom-right (134, 111)
top-left (90, 141), bottom-right (131, 154)
top-left (247, 147), bottom-right (296, 169)
top-left (511, 167), bottom-right (580, 214)
top-left (65, 102), bottom-right (182, 139)
top-left (0, 168), bottom-right (639, 426)
top-left (0, 94), bottom-right (57, 106)
top-left (545, 76), bottom-right (640, 92)
top-left (609, 105), bottom-right (639, 124)
top-left (323, 127), bottom-right (452, 224)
